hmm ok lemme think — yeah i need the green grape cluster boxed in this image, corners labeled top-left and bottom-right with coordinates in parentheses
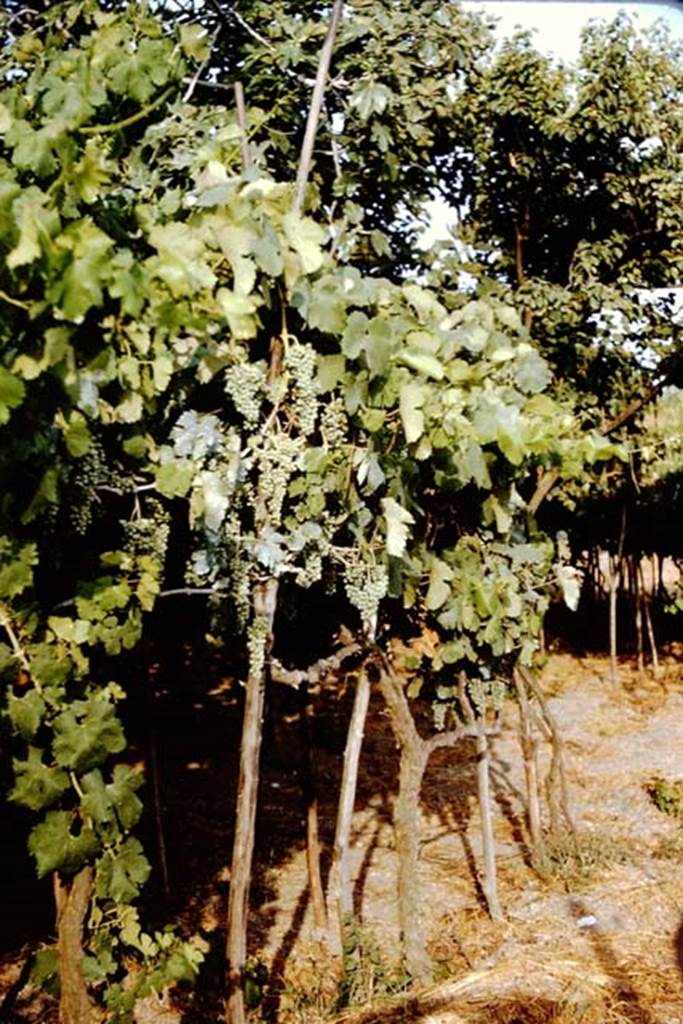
top-left (68, 441), bottom-right (108, 535)
top-left (296, 550), bottom-right (323, 588)
top-left (259, 435), bottom-right (302, 523)
top-left (320, 397), bottom-right (348, 448)
top-left (122, 499), bottom-right (170, 565)
top-left (343, 562), bottom-right (388, 635)
top-left (231, 557), bottom-right (251, 631)
top-left (225, 362), bottom-right (267, 429)
top-left (285, 342), bottom-right (318, 436)
top-left (247, 616), bottom-right (269, 681)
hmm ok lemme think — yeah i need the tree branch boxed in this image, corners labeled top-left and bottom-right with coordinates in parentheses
top-left (270, 641), bottom-right (361, 689)
top-left (0, 606), bottom-right (31, 674)
top-left (80, 86), bottom-right (175, 135)
top-left (207, 0), bottom-right (273, 52)
top-left (157, 587), bottom-right (227, 599)
top-left (528, 370), bottom-right (671, 514)
top-left (424, 723), bottom-right (498, 757)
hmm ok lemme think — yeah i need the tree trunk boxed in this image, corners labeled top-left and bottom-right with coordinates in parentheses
top-left (326, 667), bottom-right (371, 957)
top-left (609, 554), bottom-right (620, 685)
top-left (513, 670), bottom-right (543, 860)
top-left (225, 577), bottom-right (278, 1024)
top-left (54, 867), bottom-right (99, 1024)
top-left (394, 739), bottom-right (430, 980)
top-left (377, 667), bottom-right (432, 982)
top-left (298, 685), bottom-right (327, 932)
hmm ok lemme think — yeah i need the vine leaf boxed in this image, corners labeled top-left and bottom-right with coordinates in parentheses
top-left (96, 838), bottom-right (151, 902)
top-left (283, 211), bottom-right (325, 274)
top-left (0, 367), bottom-right (26, 425)
top-left (52, 694), bottom-right (126, 773)
top-left (7, 690), bottom-right (45, 740)
top-left (155, 459), bottom-right (195, 499)
top-left (425, 558), bottom-right (453, 611)
top-left (0, 539), bottom-right (37, 598)
top-left (81, 765), bottom-right (144, 834)
top-left (10, 748), bottom-right (70, 811)
top-left (399, 382), bottom-right (426, 443)
top-left (382, 497), bottom-right (414, 557)
top-left (28, 810), bottom-right (100, 877)
top-left (556, 565), bottom-right (583, 611)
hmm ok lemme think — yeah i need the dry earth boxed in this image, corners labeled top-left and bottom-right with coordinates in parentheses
top-left (255, 651), bottom-right (683, 1024)
top-left (2, 650), bottom-right (683, 1024)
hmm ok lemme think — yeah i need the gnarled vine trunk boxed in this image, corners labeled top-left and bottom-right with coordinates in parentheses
top-left (378, 664), bottom-right (480, 981)
top-left (54, 866), bottom-right (99, 1024)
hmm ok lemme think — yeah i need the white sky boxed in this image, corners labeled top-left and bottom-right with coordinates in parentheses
top-left (464, 1), bottom-right (682, 63)
top-left (422, 1), bottom-right (683, 246)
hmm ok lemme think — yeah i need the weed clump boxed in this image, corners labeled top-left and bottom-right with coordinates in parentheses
top-left (645, 775), bottom-right (683, 819)
top-left (534, 831), bottom-right (630, 890)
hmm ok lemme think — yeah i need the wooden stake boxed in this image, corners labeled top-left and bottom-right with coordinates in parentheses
top-left (225, 577), bottom-right (278, 1024)
top-left (326, 666), bottom-right (371, 957)
top-left (459, 675), bottom-right (502, 922)
top-left (513, 669), bottom-right (543, 859)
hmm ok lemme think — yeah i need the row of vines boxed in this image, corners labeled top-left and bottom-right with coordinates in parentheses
top-left (0, 2), bottom-right (681, 1023)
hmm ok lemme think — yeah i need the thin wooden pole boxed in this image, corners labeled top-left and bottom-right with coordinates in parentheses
top-left (294, 0), bottom-right (344, 213)
top-left (513, 669), bottom-right (543, 859)
top-left (233, 81), bottom-right (251, 172)
top-left (326, 667), bottom-right (371, 957)
top-left (459, 675), bottom-right (502, 922)
top-left (610, 507), bottom-right (626, 686)
top-left (225, 578), bottom-right (278, 1024)
top-left (639, 562), bottom-right (660, 676)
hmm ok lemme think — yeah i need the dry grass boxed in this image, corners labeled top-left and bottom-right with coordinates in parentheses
top-left (330, 950), bottom-right (680, 1024)
top-left (533, 831), bottom-right (632, 891)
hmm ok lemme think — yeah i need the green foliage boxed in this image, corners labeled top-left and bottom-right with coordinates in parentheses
top-left (29, 810), bottom-right (101, 877)
top-left (646, 775), bottom-right (683, 820)
top-left (339, 916), bottom-right (409, 1010)
top-left (534, 830), bottom-right (631, 891)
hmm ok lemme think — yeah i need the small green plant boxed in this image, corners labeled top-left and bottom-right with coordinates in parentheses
top-left (535, 831), bottom-right (630, 890)
top-left (645, 776), bottom-right (683, 819)
top-left (336, 916), bottom-right (410, 1012)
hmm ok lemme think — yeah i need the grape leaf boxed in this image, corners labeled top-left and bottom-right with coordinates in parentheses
top-left (28, 811), bottom-right (100, 877)
top-left (0, 539), bottom-right (36, 598)
top-left (11, 748), bottom-right (70, 811)
top-left (399, 382), bottom-right (426, 443)
top-left (282, 211), bottom-right (325, 274)
top-left (52, 694), bottom-right (126, 773)
top-left (382, 497), bottom-right (414, 557)
top-left (425, 559), bottom-right (453, 611)
top-left (8, 690), bottom-right (45, 740)
top-left (155, 460), bottom-right (195, 499)
top-left (0, 367), bottom-right (26, 425)
top-left (96, 838), bottom-right (150, 902)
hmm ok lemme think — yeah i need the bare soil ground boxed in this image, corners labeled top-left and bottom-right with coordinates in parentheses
top-left (2, 649), bottom-right (683, 1024)
top-left (255, 650), bottom-right (683, 1024)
